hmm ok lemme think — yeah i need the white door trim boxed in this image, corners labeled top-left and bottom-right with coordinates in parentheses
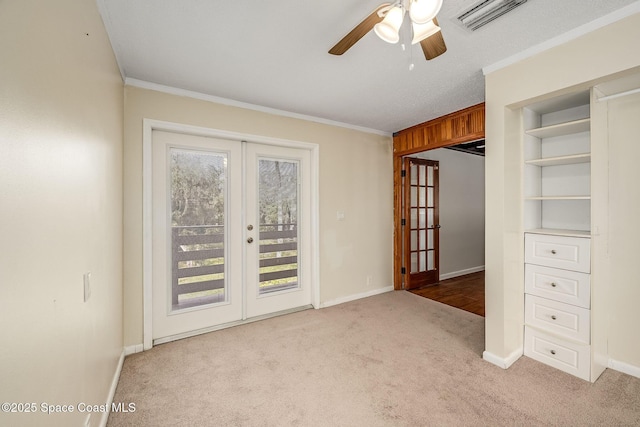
top-left (142, 119), bottom-right (320, 350)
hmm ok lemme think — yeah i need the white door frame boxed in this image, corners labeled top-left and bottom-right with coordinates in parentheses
top-left (142, 119), bottom-right (320, 350)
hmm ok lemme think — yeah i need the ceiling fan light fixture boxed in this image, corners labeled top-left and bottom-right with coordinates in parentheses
top-left (409, 0), bottom-right (443, 24)
top-left (374, 5), bottom-right (404, 44)
top-left (411, 19), bottom-right (441, 44)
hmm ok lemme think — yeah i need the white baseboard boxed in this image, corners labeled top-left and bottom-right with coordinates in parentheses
top-left (483, 348), bottom-right (523, 369)
top-left (124, 344), bottom-right (144, 356)
top-left (484, 353), bottom-right (640, 379)
top-left (439, 266), bottom-right (485, 281)
top-left (320, 286), bottom-right (394, 308)
top-left (99, 349), bottom-right (126, 427)
top-left (608, 358), bottom-right (640, 379)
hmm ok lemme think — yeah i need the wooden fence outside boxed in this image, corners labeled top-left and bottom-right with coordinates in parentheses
top-left (171, 224), bottom-right (298, 307)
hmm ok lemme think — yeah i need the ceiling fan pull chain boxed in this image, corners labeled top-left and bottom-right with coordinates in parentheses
top-left (400, 7), bottom-right (407, 52)
top-left (409, 46), bottom-right (415, 71)
top-left (404, 13), bottom-right (415, 71)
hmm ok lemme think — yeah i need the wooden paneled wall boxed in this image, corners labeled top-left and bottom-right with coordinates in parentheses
top-left (393, 103), bottom-right (485, 156)
top-left (393, 103), bottom-right (485, 290)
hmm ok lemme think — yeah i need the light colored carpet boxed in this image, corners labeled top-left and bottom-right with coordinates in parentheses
top-left (108, 291), bottom-right (640, 426)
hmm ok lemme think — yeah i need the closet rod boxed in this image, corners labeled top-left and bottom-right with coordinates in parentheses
top-left (597, 87), bottom-right (640, 102)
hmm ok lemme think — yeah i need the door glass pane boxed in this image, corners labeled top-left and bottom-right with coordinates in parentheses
top-left (428, 187), bottom-right (434, 208)
top-left (418, 208), bottom-right (426, 228)
top-left (410, 208), bottom-right (418, 228)
top-left (258, 159), bottom-right (299, 295)
top-left (427, 208), bottom-right (434, 228)
top-left (410, 252), bottom-right (418, 273)
top-left (427, 229), bottom-right (434, 249)
top-left (419, 251), bottom-right (426, 272)
top-left (170, 148), bottom-right (227, 311)
top-left (419, 187), bottom-right (426, 208)
top-left (419, 229), bottom-right (426, 250)
top-left (410, 187), bottom-right (417, 207)
top-left (427, 166), bottom-right (434, 186)
top-left (428, 251), bottom-right (434, 271)
top-left (418, 164), bottom-right (426, 185)
top-left (410, 164), bottom-right (418, 186)
top-left (410, 231), bottom-right (418, 251)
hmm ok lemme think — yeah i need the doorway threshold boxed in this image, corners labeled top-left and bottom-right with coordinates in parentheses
top-left (153, 304), bottom-right (314, 346)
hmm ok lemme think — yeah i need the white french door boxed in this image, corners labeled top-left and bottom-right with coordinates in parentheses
top-left (151, 130), bottom-right (312, 343)
top-left (244, 143), bottom-right (312, 318)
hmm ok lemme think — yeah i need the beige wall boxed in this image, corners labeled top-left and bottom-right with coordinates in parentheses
top-left (605, 91), bottom-right (640, 368)
top-left (485, 12), bottom-right (640, 369)
top-left (0, 1), bottom-right (124, 426)
top-left (123, 87), bottom-right (393, 347)
top-left (416, 149), bottom-right (485, 277)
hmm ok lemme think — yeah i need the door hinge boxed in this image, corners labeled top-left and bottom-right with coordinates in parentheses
top-left (401, 267), bottom-right (406, 275)
top-left (401, 169), bottom-right (406, 177)
top-left (401, 218), bottom-right (406, 226)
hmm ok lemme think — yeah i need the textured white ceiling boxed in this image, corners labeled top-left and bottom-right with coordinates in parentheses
top-left (99, 0), bottom-right (640, 133)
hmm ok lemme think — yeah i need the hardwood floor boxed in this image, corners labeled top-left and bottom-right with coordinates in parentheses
top-left (408, 271), bottom-right (485, 317)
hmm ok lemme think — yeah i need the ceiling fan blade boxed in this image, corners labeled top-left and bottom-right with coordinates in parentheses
top-left (419, 17), bottom-right (447, 60)
top-left (329, 3), bottom-right (391, 55)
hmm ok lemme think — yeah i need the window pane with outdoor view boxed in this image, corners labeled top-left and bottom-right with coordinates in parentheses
top-left (258, 159), bottom-right (299, 295)
top-left (170, 148), bottom-right (227, 310)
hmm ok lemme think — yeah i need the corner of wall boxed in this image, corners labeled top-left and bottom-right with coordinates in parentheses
top-left (482, 348), bottom-right (523, 369)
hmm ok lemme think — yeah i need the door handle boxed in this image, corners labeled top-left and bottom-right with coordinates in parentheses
top-left (247, 237), bottom-right (254, 244)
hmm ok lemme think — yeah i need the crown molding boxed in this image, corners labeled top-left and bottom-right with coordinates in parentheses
top-left (124, 78), bottom-right (392, 137)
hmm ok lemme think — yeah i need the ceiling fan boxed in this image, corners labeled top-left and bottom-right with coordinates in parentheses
top-left (329, 0), bottom-right (447, 60)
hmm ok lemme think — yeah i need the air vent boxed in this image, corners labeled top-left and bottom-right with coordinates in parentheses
top-left (457, 0), bottom-right (528, 31)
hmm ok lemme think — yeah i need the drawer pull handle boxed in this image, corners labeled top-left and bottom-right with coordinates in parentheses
top-left (550, 282), bottom-right (557, 288)
top-left (551, 249), bottom-right (557, 255)
top-left (550, 350), bottom-right (556, 355)
top-left (551, 315), bottom-right (557, 320)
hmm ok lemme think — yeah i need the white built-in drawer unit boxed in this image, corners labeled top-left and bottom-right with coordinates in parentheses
top-left (524, 232), bottom-right (592, 380)
top-left (524, 233), bottom-right (590, 273)
top-left (525, 294), bottom-right (590, 343)
top-left (525, 264), bottom-right (590, 308)
top-left (524, 327), bottom-right (591, 381)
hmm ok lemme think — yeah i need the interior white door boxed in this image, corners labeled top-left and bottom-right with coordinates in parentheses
top-left (152, 130), bottom-right (243, 341)
top-left (244, 143), bottom-right (312, 318)
top-left (151, 131), bottom-right (312, 343)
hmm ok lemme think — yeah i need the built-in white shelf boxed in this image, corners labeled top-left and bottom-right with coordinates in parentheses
top-left (525, 228), bottom-right (591, 238)
top-left (521, 90), bottom-right (603, 382)
top-left (525, 153), bottom-right (591, 167)
top-left (525, 196), bottom-right (591, 201)
top-left (525, 118), bottom-right (591, 139)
